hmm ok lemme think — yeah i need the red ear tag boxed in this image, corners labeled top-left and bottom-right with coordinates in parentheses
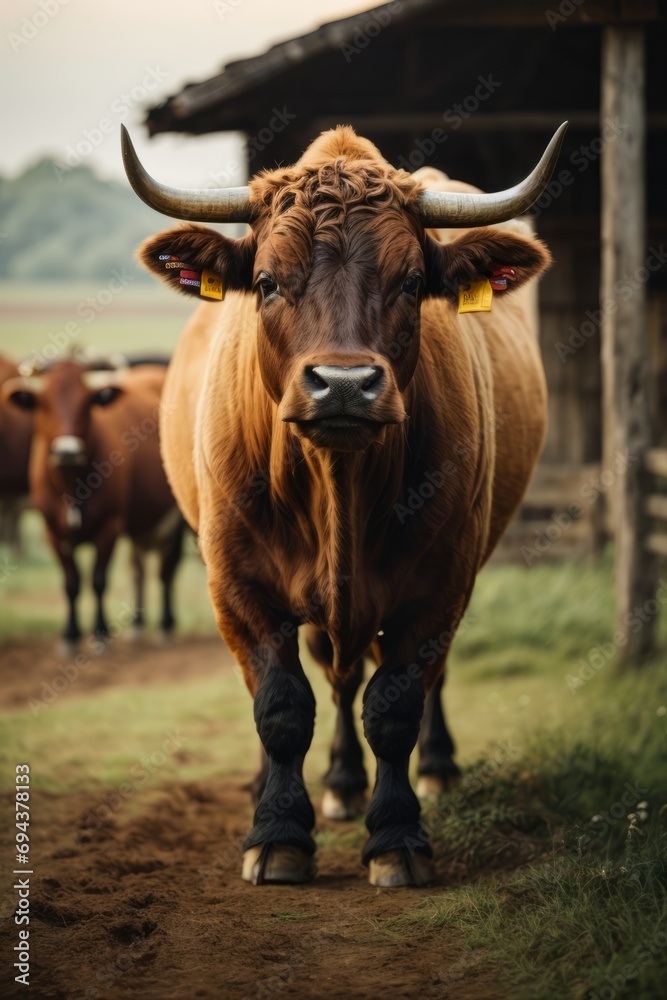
top-left (179, 269), bottom-right (201, 288)
top-left (489, 267), bottom-right (516, 292)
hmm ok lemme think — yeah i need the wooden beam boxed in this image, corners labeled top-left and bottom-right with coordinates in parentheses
top-left (309, 112), bottom-right (667, 136)
top-left (646, 448), bottom-right (667, 479)
top-left (645, 495), bottom-right (667, 522)
top-left (600, 26), bottom-right (657, 663)
top-left (645, 533), bottom-right (667, 559)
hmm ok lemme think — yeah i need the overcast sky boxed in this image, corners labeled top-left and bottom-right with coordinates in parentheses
top-left (2, 0), bottom-right (377, 186)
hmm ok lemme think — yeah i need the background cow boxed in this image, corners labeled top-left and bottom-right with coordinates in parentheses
top-left (0, 354), bottom-right (32, 553)
top-left (3, 361), bottom-right (185, 647)
top-left (123, 123), bottom-right (563, 887)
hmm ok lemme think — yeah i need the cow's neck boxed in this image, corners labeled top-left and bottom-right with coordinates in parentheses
top-left (270, 427), bottom-right (406, 668)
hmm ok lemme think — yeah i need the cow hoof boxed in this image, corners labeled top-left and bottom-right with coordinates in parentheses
top-left (156, 629), bottom-right (173, 647)
top-left (321, 789), bottom-right (366, 821)
top-left (416, 773), bottom-right (460, 799)
top-left (369, 850), bottom-right (435, 888)
top-left (57, 638), bottom-right (80, 659)
top-left (416, 775), bottom-right (449, 799)
top-left (242, 844), bottom-right (316, 885)
top-left (128, 624), bottom-right (145, 643)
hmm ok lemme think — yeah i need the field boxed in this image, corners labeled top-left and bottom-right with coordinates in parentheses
top-left (1, 283), bottom-right (667, 999)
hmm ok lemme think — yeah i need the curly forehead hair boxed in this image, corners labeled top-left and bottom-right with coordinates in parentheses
top-left (248, 128), bottom-right (423, 273)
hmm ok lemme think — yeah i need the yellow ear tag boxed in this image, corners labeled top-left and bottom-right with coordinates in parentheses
top-left (458, 279), bottom-right (493, 314)
top-left (201, 269), bottom-right (224, 300)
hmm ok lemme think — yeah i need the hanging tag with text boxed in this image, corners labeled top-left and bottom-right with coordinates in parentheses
top-left (458, 279), bottom-right (493, 314)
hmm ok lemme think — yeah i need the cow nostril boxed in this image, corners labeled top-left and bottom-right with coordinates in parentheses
top-left (310, 369), bottom-right (329, 390)
top-left (362, 368), bottom-right (382, 392)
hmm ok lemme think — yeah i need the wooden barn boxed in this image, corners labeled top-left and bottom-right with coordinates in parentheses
top-left (143, 0), bottom-right (667, 655)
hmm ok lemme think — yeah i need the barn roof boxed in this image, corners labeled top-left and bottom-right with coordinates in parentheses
top-left (146, 0), bottom-right (443, 136)
top-left (145, 0), bottom-right (663, 138)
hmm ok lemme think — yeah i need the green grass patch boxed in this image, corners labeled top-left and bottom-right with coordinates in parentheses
top-left (387, 657), bottom-right (667, 999)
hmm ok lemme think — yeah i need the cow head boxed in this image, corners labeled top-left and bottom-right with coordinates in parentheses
top-left (3, 362), bottom-right (124, 467)
top-left (130, 125), bottom-right (562, 452)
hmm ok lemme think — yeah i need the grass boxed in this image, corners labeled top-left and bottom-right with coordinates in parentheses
top-left (0, 511), bottom-right (217, 640)
top-left (384, 661), bottom-right (667, 999)
top-left (0, 278), bottom-right (191, 360)
top-left (2, 282), bottom-right (667, 995)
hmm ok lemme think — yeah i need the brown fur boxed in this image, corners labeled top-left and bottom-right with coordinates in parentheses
top-left (0, 354), bottom-right (32, 497)
top-left (5, 362), bottom-right (182, 639)
top-left (139, 127), bottom-right (549, 690)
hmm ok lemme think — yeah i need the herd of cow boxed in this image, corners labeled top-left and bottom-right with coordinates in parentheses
top-left (0, 352), bottom-right (185, 644)
top-left (2, 122), bottom-right (567, 889)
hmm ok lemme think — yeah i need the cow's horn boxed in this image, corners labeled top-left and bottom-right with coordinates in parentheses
top-left (417, 122), bottom-right (568, 228)
top-left (121, 125), bottom-right (252, 223)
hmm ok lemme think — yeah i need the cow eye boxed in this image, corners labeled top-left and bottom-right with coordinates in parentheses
top-left (256, 273), bottom-right (280, 302)
top-left (9, 390), bottom-right (36, 411)
top-left (91, 386), bottom-right (121, 407)
top-left (402, 272), bottom-right (423, 299)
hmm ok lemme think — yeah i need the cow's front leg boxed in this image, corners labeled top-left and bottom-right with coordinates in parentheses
top-left (362, 661), bottom-right (434, 887)
top-left (242, 660), bottom-right (317, 884)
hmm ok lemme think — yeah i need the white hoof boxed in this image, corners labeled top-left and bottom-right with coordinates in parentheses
top-left (128, 624), bottom-right (145, 643)
top-left (369, 850), bottom-right (435, 888)
top-left (321, 788), bottom-right (366, 821)
top-left (242, 844), bottom-right (316, 885)
top-left (416, 775), bottom-right (447, 799)
top-left (56, 638), bottom-right (80, 659)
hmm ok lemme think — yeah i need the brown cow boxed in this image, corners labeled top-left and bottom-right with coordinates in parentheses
top-left (3, 362), bottom-right (185, 646)
top-left (123, 123), bottom-right (564, 887)
top-left (0, 354), bottom-right (32, 550)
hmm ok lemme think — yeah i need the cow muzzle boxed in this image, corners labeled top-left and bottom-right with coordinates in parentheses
top-left (280, 361), bottom-right (406, 452)
top-left (49, 435), bottom-right (87, 467)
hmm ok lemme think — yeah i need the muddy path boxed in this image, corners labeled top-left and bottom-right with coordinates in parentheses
top-left (1, 640), bottom-right (506, 1000)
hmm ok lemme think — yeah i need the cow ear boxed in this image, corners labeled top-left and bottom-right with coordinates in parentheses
top-left (137, 224), bottom-right (255, 300)
top-left (424, 227), bottom-right (551, 302)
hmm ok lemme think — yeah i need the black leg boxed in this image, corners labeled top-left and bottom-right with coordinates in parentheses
top-left (159, 519), bottom-right (185, 636)
top-left (130, 545), bottom-right (145, 632)
top-left (62, 552), bottom-right (81, 644)
top-left (243, 666), bottom-right (317, 884)
top-left (417, 673), bottom-right (460, 795)
top-left (250, 745), bottom-right (269, 806)
top-left (92, 522), bottom-right (120, 642)
top-left (361, 662), bottom-right (434, 887)
top-left (322, 658), bottom-right (367, 819)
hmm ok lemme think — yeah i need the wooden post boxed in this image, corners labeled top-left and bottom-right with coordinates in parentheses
top-left (600, 25), bottom-right (656, 664)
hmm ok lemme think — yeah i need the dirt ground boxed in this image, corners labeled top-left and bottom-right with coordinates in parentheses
top-left (1, 640), bottom-right (505, 1000)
